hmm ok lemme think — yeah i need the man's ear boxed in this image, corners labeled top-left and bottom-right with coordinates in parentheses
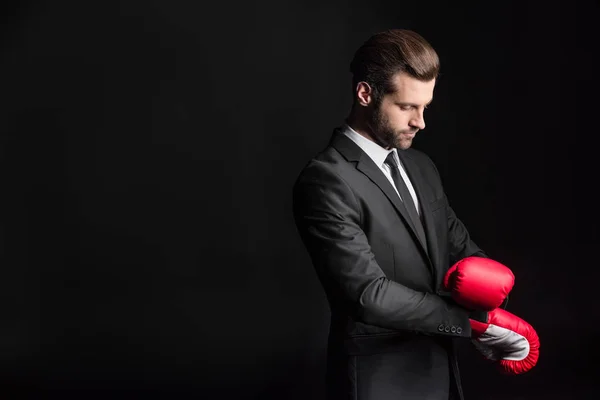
top-left (356, 82), bottom-right (373, 107)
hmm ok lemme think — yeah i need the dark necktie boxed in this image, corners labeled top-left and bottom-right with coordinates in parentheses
top-left (384, 152), bottom-right (427, 247)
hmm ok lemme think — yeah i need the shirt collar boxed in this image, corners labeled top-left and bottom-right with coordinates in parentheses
top-left (341, 123), bottom-right (398, 168)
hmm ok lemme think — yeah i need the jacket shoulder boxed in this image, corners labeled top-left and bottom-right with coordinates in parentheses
top-left (293, 145), bottom-right (352, 185)
top-left (405, 147), bottom-right (443, 177)
top-left (405, 147), bottom-right (434, 166)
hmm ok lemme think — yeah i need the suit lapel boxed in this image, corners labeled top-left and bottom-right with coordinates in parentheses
top-left (330, 130), bottom-right (431, 263)
top-left (397, 150), bottom-right (441, 283)
top-left (356, 159), bottom-right (430, 255)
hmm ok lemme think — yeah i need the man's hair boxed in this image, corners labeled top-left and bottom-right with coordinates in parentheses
top-left (349, 29), bottom-right (440, 104)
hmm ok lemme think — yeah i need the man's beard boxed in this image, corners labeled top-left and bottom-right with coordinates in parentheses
top-left (368, 102), bottom-right (415, 150)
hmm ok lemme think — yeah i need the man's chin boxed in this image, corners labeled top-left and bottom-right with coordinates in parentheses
top-left (395, 138), bottom-right (413, 150)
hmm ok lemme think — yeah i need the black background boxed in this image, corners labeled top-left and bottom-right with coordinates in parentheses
top-left (1, 0), bottom-right (598, 398)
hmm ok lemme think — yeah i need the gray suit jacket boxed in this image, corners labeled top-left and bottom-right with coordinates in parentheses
top-left (292, 128), bottom-right (488, 399)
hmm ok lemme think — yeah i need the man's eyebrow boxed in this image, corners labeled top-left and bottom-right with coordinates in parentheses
top-left (397, 99), bottom-right (433, 107)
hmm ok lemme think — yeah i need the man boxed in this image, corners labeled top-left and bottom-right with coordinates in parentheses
top-left (292, 29), bottom-right (489, 400)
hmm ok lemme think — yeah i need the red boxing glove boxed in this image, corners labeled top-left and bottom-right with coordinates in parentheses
top-left (470, 308), bottom-right (540, 374)
top-left (443, 257), bottom-right (515, 311)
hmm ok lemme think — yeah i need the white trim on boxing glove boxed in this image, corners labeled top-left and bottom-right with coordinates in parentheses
top-left (472, 324), bottom-right (530, 361)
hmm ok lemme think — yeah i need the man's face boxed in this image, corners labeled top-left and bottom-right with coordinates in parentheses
top-left (367, 72), bottom-right (435, 150)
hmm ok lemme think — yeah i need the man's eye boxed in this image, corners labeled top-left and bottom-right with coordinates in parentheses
top-left (400, 105), bottom-right (412, 111)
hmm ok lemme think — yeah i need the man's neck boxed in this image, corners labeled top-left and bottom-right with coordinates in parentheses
top-left (345, 113), bottom-right (390, 150)
top-left (346, 114), bottom-right (372, 142)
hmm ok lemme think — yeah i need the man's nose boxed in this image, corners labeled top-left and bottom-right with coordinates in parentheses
top-left (410, 112), bottom-right (425, 130)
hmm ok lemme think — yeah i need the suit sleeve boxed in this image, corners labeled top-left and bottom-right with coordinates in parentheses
top-left (445, 196), bottom-right (489, 263)
top-left (423, 155), bottom-right (489, 264)
top-left (421, 155), bottom-right (510, 310)
top-left (292, 161), bottom-right (471, 337)
top-left (442, 197), bottom-right (512, 309)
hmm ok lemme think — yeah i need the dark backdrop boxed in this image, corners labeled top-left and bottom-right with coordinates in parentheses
top-left (1, 0), bottom-right (598, 398)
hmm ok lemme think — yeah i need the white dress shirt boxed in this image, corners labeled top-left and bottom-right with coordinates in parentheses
top-left (341, 124), bottom-right (421, 215)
